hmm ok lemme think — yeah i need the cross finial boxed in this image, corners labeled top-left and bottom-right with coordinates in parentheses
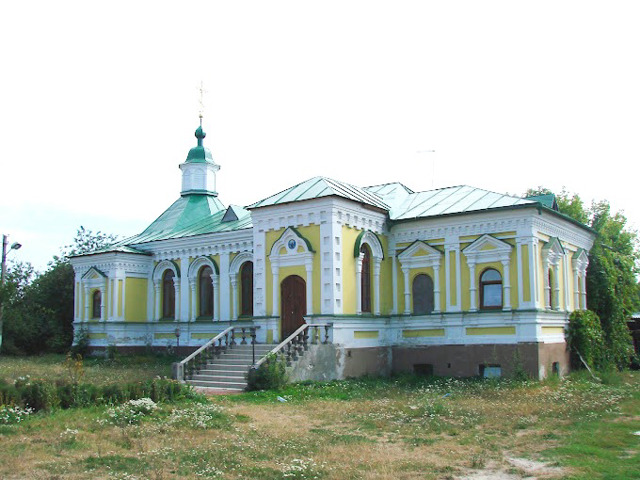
top-left (198, 81), bottom-right (207, 126)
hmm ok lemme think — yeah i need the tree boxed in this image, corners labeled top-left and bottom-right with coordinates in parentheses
top-left (526, 187), bottom-right (638, 368)
top-left (1, 227), bottom-right (117, 355)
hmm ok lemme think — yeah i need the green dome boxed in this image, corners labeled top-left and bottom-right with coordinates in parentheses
top-left (185, 125), bottom-right (215, 164)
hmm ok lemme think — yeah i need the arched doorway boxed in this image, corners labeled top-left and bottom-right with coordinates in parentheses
top-left (281, 275), bottom-right (306, 339)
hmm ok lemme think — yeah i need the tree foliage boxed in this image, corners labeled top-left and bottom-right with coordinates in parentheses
top-left (1, 227), bottom-right (117, 355)
top-left (527, 187), bottom-right (638, 369)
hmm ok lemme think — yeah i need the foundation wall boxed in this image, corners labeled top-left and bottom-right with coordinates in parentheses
top-left (340, 346), bottom-right (391, 378)
top-left (391, 343), bottom-right (543, 378)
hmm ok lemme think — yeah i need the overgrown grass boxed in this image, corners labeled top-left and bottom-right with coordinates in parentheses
top-left (0, 356), bottom-right (638, 479)
top-left (0, 353), bottom-right (178, 385)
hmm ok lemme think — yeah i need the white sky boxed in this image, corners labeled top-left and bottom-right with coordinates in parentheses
top-left (2, 1), bottom-right (639, 272)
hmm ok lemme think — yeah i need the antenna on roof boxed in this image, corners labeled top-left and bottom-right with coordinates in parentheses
top-left (417, 150), bottom-right (436, 188)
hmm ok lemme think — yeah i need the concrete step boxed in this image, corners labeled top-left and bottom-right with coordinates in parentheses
top-left (198, 365), bottom-right (250, 373)
top-left (189, 379), bottom-right (247, 390)
top-left (191, 373), bottom-right (247, 383)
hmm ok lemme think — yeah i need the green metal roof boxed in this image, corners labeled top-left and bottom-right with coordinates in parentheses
top-left (247, 176), bottom-right (390, 211)
top-left (115, 195), bottom-right (251, 246)
top-left (371, 185), bottom-right (536, 221)
top-left (525, 194), bottom-right (558, 210)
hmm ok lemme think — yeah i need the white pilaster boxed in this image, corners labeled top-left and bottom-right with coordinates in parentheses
top-left (444, 245), bottom-right (452, 311)
top-left (84, 286), bottom-right (89, 322)
top-left (430, 264), bottom-right (439, 313)
top-left (230, 276), bottom-right (238, 321)
top-left (355, 254), bottom-right (363, 315)
top-left (154, 282), bottom-right (161, 321)
top-left (402, 266), bottom-right (411, 315)
top-left (468, 262), bottom-right (477, 312)
top-left (99, 286), bottom-right (106, 321)
top-left (501, 259), bottom-right (511, 311)
top-left (212, 275), bottom-right (219, 321)
top-left (391, 243), bottom-right (398, 315)
top-left (455, 247), bottom-right (462, 311)
top-left (373, 258), bottom-right (381, 316)
top-left (190, 280), bottom-right (197, 321)
top-left (580, 273), bottom-right (587, 309)
top-left (173, 278), bottom-right (181, 321)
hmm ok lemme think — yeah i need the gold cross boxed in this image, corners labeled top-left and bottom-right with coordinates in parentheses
top-left (198, 81), bottom-right (207, 121)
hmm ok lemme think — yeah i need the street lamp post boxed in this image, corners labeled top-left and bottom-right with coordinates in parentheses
top-left (1, 234), bottom-right (22, 351)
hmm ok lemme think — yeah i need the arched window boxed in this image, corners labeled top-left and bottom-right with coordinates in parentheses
top-left (360, 244), bottom-right (372, 313)
top-left (199, 266), bottom-right (213, 317)
top-left (92, 290), bottom-right (101, 319)
top-left (240, 262), bottom-right (253, 316)
top-left (480, 268), bottom-right (502, 309)
top-left (412, 274), bottom-right (434, 315)
top-left (162, 270), bottom-right (175, 319)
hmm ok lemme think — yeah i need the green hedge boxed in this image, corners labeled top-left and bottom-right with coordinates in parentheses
top-left (0, 377), bottom-right (194, 412)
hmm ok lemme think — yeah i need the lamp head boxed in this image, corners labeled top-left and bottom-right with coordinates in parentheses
top-left (10, 242), bottom-right (21, 251)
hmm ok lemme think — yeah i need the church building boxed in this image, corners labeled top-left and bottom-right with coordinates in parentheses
top-left (70, 120), bottom-right (595, 379)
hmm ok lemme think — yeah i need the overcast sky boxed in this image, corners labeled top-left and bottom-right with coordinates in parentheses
top-left (2, 1), bottom-right (639, 271)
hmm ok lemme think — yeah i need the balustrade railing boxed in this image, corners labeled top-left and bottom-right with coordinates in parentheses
top-left (253, 323), bottom-right (332, 370)
top-left (174, 326), bottom-right (259, 382)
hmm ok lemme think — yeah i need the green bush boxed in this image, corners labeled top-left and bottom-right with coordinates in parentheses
top-left (566, 310), bottom-right (606, 370)
top-left (0, 377), bottom-right (195, 413)
top-left (246, 354), bottom-right (288, 391)
top-left (19, 380), bottom-right (60, 412)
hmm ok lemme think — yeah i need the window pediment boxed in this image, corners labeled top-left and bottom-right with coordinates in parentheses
top-left (398, 241), bottom-right (443, 269)
top-left (269, 227), bottom-right (315, 269)
top-left (463, 234), bottom-right (512, 265)
top-left (542, 237), bottom-right (565, 266)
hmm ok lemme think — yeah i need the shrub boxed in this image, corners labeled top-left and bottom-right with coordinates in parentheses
top-left (0, 405), bottom-right (34, 425)
top-left (70, 327), bottom-right (90, 357)
top-left (247, 354), bottom-right (288, 391)
top-left (19, 379), bottom-right (60, 412)
top-left (102, 397), bottom-right (158, 426)
top-left (566, 310), bottom-right (606, 370)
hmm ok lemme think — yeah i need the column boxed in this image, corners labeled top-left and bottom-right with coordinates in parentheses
top-left (573, 267), bottom-right (580, 309)
top-left (73, 278), bottom-right (79, 321)
top-left (563, 256), bottom-right (570, 311)
top-left (154, 282), bottom-right (161, 321)
top-left (190, 280), bottom-right (197, 321)
top-left (230, 276), bottom-right (238, 321)
top-left (501, 259), bottom-right (511, 311)
top-left (113, 278), bottom-right (120, 321)
top-left (433, 264), bottom-right (441, 313)
top-left (211, 274), bottom-right (219, 321)
top-left (84, 286), bottom-right (90, 322)
top-left (305, 261), bottom-right (313, 315)
top-left (173, 278), bottom-right (181, 321)
top-left (355, 254), bottom-right (363, 314)
top-left (468, 262), bottom-right (477, 311)
top-left (552, 264), bottom-right (560, 311)
top-left (100, 286), bottom-right (106, 321)
top-left (543, 259), bottom-right (550, 309)
top-left (528, 238), bottom-right (538, 308)
top-left (373, 258), bottom-right (381, 316)
top-left (402, 266), bottom-right (411, 315)
top-left (271, 267), bottom-right (279, 317)
top-left (391, 245), bottom-right (398, 315)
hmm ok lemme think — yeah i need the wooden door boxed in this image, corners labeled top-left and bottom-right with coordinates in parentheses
top-left (281, 275), bottom-right (306, 339)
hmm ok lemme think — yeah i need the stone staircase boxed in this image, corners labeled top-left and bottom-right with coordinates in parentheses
top-left (186, 343), bottom-right (273, 391)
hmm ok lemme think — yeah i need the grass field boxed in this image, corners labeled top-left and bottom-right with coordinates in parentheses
top-left (1, 355), bottom-right (638, 479)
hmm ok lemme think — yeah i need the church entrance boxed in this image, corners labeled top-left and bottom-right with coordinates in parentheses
top-left (281, 275), bottom-right (306, 339)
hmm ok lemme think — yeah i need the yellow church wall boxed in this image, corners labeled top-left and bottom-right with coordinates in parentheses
top-left (448, 250), bottom-right (457, 307)
top-left (117, 280), bottom-right (123, 318)
top-left (378, 234), bottom-right (393, 315)
top-left (341, 226), bottom-right (360, 314)
top-left (125, 278), bottom-right (147, 322)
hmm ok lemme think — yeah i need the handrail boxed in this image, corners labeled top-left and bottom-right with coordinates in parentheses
top-left (253, 323), bottom-right (331, 369)
top-left (179, 326), bottom-right (234, 367)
